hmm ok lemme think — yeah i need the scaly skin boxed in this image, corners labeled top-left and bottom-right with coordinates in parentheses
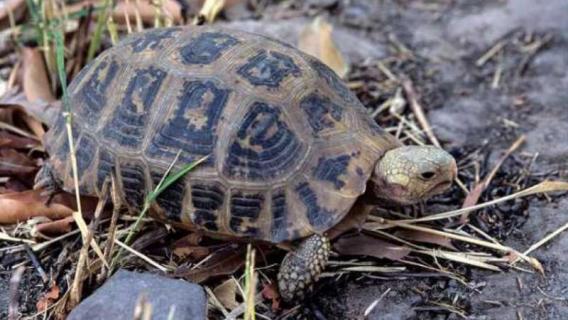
top-left (277, 234), bottom-right (330, 302)
top-left (278, 145), bottom-right (457, 302)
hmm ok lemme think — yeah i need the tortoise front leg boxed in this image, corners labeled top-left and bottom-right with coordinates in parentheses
top-left (277, 234), bottom-right (331, 302)
top-left (34, 162), bottom-right (62, 202)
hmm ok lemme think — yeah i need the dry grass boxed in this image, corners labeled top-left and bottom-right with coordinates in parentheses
top-left (0, 1), bottom-right (566, 320)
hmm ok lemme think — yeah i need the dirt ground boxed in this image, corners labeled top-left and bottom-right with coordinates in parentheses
top-left (1, 0), bottom-right (567, 319)
top-left (300, 0), bottom-right (568, 319)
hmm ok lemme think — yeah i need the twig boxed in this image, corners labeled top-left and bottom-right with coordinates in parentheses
top-left (476, 40), bottom-right (506, 67)
top-left (114, 239), bottom-right (169, 272)
top-left (401, 78), bottom-right (440, 147)
top-left (24, 244), bottom-right (48, 283)
top-left (460, 135), bottom-right (526, 221)
top-left (8, 267), bottom-right (26, 320)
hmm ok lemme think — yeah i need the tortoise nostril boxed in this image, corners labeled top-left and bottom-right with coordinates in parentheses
top-left (421, 171), bottom-right (436, 180)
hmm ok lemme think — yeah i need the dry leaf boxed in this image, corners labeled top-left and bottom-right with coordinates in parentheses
top-left (0, 148), bottom-right (36, 176)
top-left (213, 278), bottom-right (239, 310)
top-left (21, 47), bottom-right (56, 103)
top-left (261, 282), bottom-right (281, 312)
top-left (0, 0), bottom-right (26, 27)
top-left (299, 16), bottom-right (349, 78)
top-left (33, 216), bottom-right (76, 236)
top-left (0, 131), bottom-right (39, 149)
top-left (0, 190), bottom-right (99, 224)
top-left (175, 245), bottom-right (245, 283)
top-left (0, 190), bottom-right (73, 223)
top-left (395, 229), bottom-right (457, 250)
top-left (36, 281), bottom-right (60, 312)
top-left (334, 233), bottom-right (411, 261)
top-left (112, 0), bottom-right (183, 26)
top-left (198, 0), bottom-right (226, 23)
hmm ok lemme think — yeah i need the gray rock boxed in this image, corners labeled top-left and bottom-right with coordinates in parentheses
top-left (68, 270), bottom-right (207, 320)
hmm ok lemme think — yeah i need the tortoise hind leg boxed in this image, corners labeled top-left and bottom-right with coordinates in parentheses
top-left (277, 234), bottom-right (331, 302)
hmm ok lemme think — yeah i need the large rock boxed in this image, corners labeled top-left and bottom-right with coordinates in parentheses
top-left (68, 270), bottom-right (207, 320)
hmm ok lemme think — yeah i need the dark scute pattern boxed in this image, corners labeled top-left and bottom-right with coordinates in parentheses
top-left (229, 192), bottom-right (263, 237)
top-left (224, 102), bottom-right (304, 180)
top-left (130, 28), bottom-right (179, 52)
top-left (313, 154), bottom-right (351, 190)
top-left (120, 162), bottom-right (147, 209)
top-left (152, 172), bottom-right (185, 222)
top-left (77, 58), bottom-right (119, 123)
top-left (295, 182), bottom-right (336, 229)
top-left (237, 50), bottom-right (301, 88)
top-left (103, 67), bottom-right (166, 149)
top-left (309, 58), bottom-right (356, 103)
top-left (146, 80), bottom-right (230, 165)
top-left (299, 93), bottom-right (343, 134)
top-left (75, 135), bottom-right (97, 175)
top-left (96, 149), bottom-right (115, 192)
top-left (270, 189), bottom-right (289, 242)
top-left (191, 183), bottom-right (224, 231)
top-left (180, 32), bottom-right (239, 65)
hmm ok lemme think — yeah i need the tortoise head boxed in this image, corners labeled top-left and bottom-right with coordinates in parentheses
top-left (370, 145), bottom-right (457, 205)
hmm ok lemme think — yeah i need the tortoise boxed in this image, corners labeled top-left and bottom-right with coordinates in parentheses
top-left (34, 26), bottom-right (457, 302)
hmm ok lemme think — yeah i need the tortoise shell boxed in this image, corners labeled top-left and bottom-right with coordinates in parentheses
top-left (45, 26), bottom-right (401, 243)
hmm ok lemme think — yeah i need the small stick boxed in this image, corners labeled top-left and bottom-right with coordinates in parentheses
top-left (401, 78), bottom-right (440, 147)
top-left (460, 135), bottom-right (526, 221)
top-left (114, 239), bottom-right (169, 272)
top-left (476, 40), bottom-right (506, 67)
top-left (9, 267), bottom-right (26, 320)
top-left (24, 244), bottom-right (49, 283)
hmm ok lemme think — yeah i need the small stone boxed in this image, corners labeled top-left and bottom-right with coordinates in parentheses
top-left (67, 270), bottom-right (207, 320)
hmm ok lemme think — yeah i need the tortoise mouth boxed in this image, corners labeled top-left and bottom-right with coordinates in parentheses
top-left (427, 179), bottom-right (453, 195)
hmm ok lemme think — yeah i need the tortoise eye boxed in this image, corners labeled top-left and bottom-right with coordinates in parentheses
top-left (421, 171), bottom-right (436, 180)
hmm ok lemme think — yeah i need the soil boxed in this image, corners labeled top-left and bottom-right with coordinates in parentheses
top-left (299, 0), bottom-right (568, 319)
top-left (1, 0), bottom-right (568, 319)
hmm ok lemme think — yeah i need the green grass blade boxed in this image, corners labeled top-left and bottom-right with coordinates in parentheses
top-left (147, 155), bottom-right (209, 203)
top-left (86, 0), bottom-right (113, 62)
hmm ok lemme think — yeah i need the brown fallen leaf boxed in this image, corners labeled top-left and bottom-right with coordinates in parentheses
top-left (0, 0), bottom-right (26, 28)
top-left (0, 190), bottom-right (73, 224)
top-left (0, 131), bottom-right (40, 149)
top-left (334, 233), bottom-right (411, 261)
top-left (172, 233), bottom-right (210, 261)
top-left (196, 0), bottom-right (226, 24)
top-left (112, 0), bottom-right (183, 26)
top-left (175, 245), bottom-right (245, 283)
top-left (0, 148), bottom-right (37, 176)
top-left (299, 16), bottom-right (349, 78)
top-left (36, 281), bottom-right (60, 312)
top-left (0, 189), bottom-right (99, 224)
top-left (395, 229), bottom-right (457, 250)
top-left (261, 282), bottom-right (281, 312)
top-left (33, 216), bottom-right (76, 236)
top-left (213, 278), bottom-right (239, 311)
top-left (0, 90), bottom-right (60, 134)
top-left (21, 47), bottom-right (56, 103)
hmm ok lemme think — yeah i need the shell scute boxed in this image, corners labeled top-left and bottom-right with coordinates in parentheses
top-left (102, 66), bottom-right (167, 150)
top-left (237, 50), bottom-right (302, 88)
top-left (222, 101), bottom-right (306, 182)
top-left (180, 32), bottom-right (240, 65)
top-left (145, 79), bottom-right (230, 165)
